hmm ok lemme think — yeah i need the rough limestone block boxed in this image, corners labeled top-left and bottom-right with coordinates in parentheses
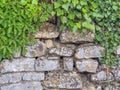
top-left (75, 45), bottom-right (104, 59)
top-left (63, 57), bottom-right (74, 71)
top-left (43, 72), bottom-right (82, 89)
top-left (76, 59), bottom-right (98, 73)
top-left (35, 22), bottom-right (59, 39)
top-left (45, 40), bottom-right (54, 48)
top-left (60, 30), bottom-right (95, 43)
top-left (49, 46), bottom-right (74, 56)
top-left (24, 42), bottom-right (47, 58)
top-left (22, 72), bottom-right (45, 81)
top-left (82, 83), bottom-right (102, 90)
top-left (0, 73), bottom-right (22, 85)
top-left (35, 58), bottom-right (60, 71)
top-left (116, 46), bottom-right (120, 55)
top-left (1, 82), bottom-right (43, 90)
top-left (0, 58), bottom-right (35, 73)
top-left (91, 71), bottom-right (114, 82)
top-left (114, 69), bottom-right (120, 82)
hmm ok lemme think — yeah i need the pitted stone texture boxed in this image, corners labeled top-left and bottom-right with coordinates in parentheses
top-left (49, 46), bottom-right (74, 56)
top-left (0, 58), bottom-right (35, 73)
top-left (45, 40), bottom-right (54, 48)
top-left (23, 72), bottom-right (44, 81)
top-left (24, 42), bottom-right (47, 58)
top-left (76, 59), bottom-right (98, 73)
top-left (104, 83), bottom-right (120, 90)
top-left (82, 84), bottom-right (102, 90)
top-left (35, 22), bottom-right (59, 39)
top-left (114, 69), bottom-right (120, 82)
top-left (43, 72), bottom-right (82, 89)
top-left (63, 57), bottom-right (73, 71)
top-left (75, 45), bottom-right (104, 59)
top-left (91, 71), bottom-right (114, 82)
top-left (14, 49), bottom-right (21, 58)
top-left (35, 58), bottom-right (60, 71)
top-left (60, 30), bottom-right (94, 43)
top-left (0, 73), bottom-right (22, 85)
top-left (1, 82), bottom-right (43, 90)
top-left (0, 72), bottom-right (44, 85)
top-left (116, 46), bottom-right (120, 55)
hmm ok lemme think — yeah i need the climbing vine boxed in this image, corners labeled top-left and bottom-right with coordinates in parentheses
top-left (0, 0), bottom-right (120, 66)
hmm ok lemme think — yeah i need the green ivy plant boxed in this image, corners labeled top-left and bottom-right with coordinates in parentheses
top-left (0, 0), bottom-right (52, 60)
top-left (53, 0), bottom-right (99, 32)
top-left (94, 0), bottom-right (120, 66)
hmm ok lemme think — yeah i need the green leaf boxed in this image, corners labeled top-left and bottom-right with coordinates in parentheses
top-left (72, 0), bottom-right (79, 6)
top-left (82, 21), bottom-right (95, 30)
top-left (54, 2), bottom-right (61, 9)
top-left (62, 3), bottom-right (69, 11)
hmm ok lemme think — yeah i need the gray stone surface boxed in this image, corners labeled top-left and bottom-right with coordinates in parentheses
top-left (114, 69), bottom-right (120, 82)
top-left (76, 59), bottom-right (98, 73)
top-left (63, 57), bottom-right (73, 71)
top-left (24, 42), bottom-right (47, 58)
top-left (75, 45), bottom-right (104, 59)
top-left (35, 58), bottom-right (60, 71)
top-left (1, 82), bottom-right (43, 90)
top-left (43, 72), bottom-right (82, 89)
top-left (35, 22), bottom-right (59, 39)
top-left (23, 72), bottom-right (44, 81)
top-left (91, 71), bottom-right (107, 81)
top-left (91, 71), bottom-right (114, 82)
top-left (0, 72), bottom-right (44, 85)
top-left (116, 46), bottom-right (120, 55)
top-left (60, 30), bottom-right (95, 43)
top-left (82, 84), bottom-right (102, 90)
top-left (0, 73), bottom-right (22, 85)
top-left (45, 40), bottom-right (54, 48)
top-left (0, 58), bottom-right (35, 73)
top-left (49, 46), bottom-right (74, 56)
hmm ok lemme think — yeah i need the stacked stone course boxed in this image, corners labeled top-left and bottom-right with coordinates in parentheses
top-left (0, 22), bottom-right (120, 90)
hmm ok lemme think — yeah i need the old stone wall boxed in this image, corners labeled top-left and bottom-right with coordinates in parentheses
top-left (0, 22), bottom-right (120, 90)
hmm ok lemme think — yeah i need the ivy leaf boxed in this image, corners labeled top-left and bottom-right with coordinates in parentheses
top-left (32, 0), bottom-right (38, 5)
top-left (61, 16), bottom-right (67, 23)
top-left (68, 12), bottom-right (75, 20)
top-left (82, 21), bottom-right (95, 30)
top-left (62, 4), bottom-right (69, 11)
top-left (72, 0), bottom-right (79, 7)
top-left (54, 2), bottom-right (61, 9)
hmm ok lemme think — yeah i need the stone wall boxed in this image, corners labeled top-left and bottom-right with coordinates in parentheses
top-left (0, 22), bottom-right (120, 90)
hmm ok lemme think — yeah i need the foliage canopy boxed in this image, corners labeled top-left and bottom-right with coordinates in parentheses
top-left (0, 0), bottom-right (120, 66)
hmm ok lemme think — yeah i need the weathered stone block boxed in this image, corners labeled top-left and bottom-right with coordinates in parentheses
top-left (0, 73), bottom-right (22, 85)
top-left (0, 58), bottom-right (35, 73)
top-left (45, 40), bottom-right (54, 48)
top-left (35, 22), bottom-right (59, 39)
top-left (76, 59), bottom-right (98, 73)
top-left (23, 72), bottom-right (44, 81)
top-left (35, 58), bottom-right (60, 71)
top-left (114, 69), bottom-right (120, 82)
top-left (60, 30), bottom-right (95, 43)
top-left (75, 45), bottom-right (104, 59)
top-left (91, 71), bottom-right (114, 82)
top-left (1, 82), bottom-right (43, 90)
top-left (116, 46), bottom-right (120, 55)
top-left (63, 57), bottom-right (73, 71)
top-left (24, 42), bottom-right (47, 58)
top-left (49, 46), bottom-right (74, 56)
top-left (82, 84), bottom-right (102, 90)
top-left (43, 72), bottom-right (82, 89)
